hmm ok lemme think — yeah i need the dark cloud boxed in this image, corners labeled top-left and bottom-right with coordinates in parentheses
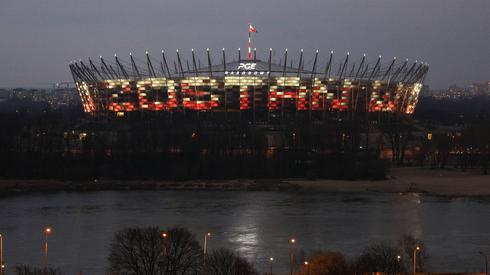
top-left (0, 0), bottom-right (489, 88)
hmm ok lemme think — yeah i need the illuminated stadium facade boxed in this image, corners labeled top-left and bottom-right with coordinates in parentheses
top-left (69, 48), bottom-right (428, 122)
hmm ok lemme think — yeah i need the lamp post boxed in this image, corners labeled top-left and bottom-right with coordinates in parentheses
top-left (290, 238), bottom-right (296, 275)
top-left (396, 255), bottom-right (401, 274)
top-left (269, 257), bottom-right (274, 275)
top-left (304, 261), bottom-right (310, 275)
top-left (413, 245), bottom-right (420, 275)
top-left (203, 232), bottom-right (211, 264)
top-left (0, 233), bottom-right (4, 275)
top-left (479, 252), bottom-right (488, 275)
top-left (161, 232), bottom-right (168, 257)
top-left (44, 227), bottom-right (52, 272)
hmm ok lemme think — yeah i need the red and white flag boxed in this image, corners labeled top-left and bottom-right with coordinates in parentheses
top-left (249, 24), bottom-right (257, 33)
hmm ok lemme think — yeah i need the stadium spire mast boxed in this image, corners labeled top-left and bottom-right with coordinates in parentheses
top-left (248, 23), bottom-right (257, 61)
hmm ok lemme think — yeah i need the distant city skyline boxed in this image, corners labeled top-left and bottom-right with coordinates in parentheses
top-left (0, 0), bottom-right (489, 89)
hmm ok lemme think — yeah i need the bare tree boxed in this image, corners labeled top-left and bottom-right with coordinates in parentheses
top-left (108, 226), bottom-right (202, 275)
top-left (108, 226), bottom-right (163, 275)
top-left (463, 118), bottom-right (490, 174)
top-left (378, 113), bottom-right (414, 166)
top-left (161, 226), bottom-right (203, 275)
top-left (204, 248), bottom-right (258, 275)
top-left (351, 242), bottom-right (405, 275)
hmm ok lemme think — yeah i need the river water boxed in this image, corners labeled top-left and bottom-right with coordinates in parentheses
top-left (0, 190), bottom-right (489, 274)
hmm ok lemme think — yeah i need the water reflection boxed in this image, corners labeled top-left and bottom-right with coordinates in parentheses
top-left (0, 191), bottom-right (489, 274)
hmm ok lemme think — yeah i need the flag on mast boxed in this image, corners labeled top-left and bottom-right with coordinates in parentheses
top-left (248, 24), bottom-right (257, 60)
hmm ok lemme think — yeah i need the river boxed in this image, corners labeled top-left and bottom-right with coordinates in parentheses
top-left (0, 191), bottom-right (489, 274)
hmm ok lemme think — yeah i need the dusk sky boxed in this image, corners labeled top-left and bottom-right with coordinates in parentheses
top-left (0, 0), bottom-right (489, 88)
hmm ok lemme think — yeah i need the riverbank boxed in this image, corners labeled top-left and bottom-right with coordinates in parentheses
top-left (0, 167), bottom-right (489, 197)
top-left (294, 167), bottom-right (490, 197)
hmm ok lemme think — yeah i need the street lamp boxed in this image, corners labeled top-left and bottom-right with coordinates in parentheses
top-left (0, 233), bottom-right (4, 275)
top-left (161, 232), bottom-right (168, 257)
top-left (44, 227), bottom-right (52, 271)
top-left (304, 261), bottom-right (310, 275)
top-left (290, 238), bottom-right (296, 275)
top-left (479, 252), bottom-right (488, 275)
top-left (396, 255), bottom-right (401, 274)
top-left (413, 245), bottom-right (420, 275)
top-left (203, 232), bottom-right (211, 265)
top-left (269, 257), bottom-right (274, 275)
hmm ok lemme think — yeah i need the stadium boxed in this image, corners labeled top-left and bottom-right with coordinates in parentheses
top-left (69, 47), bottom-right (429, 122)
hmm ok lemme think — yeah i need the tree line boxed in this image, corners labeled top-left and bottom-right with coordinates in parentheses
top-left (2, 95), bottom-right (488, 180)
top-left (0, 108), bottom-right (388, 181)
top-left (12, 226), bottom-right (429, 275)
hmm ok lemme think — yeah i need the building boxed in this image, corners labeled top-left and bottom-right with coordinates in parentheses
top-left (470, 82), bottom-right (488, 96)
top-left (70, 49), bottom-right (429, 122)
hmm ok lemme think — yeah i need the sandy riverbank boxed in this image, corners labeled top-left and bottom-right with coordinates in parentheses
top-left (0, 167), bottom-right (488, 197)
top-left (291, 167), bottom-right (490, 197)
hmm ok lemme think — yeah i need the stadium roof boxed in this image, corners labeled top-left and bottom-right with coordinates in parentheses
top-left (70, 49), bottom-right (429, 84)
top-left (184, 60), bottom-right (313, 76)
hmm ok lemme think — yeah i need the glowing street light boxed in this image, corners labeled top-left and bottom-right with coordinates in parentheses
top-left (269, 257), bottom-right (274, 275)
top-left (304, 261), bottom-right (310, 275)
top-left (203, 232), bottom-right (211, 266)
top-left (396, 255), bottom-right (402, 273)
top-left (161, 232), bottom-right (168, 257)
top-left (0, 233), bottom-right (4, 275)
top-left (204, 232), bottom-right (211, 255)
top-left (290, 238), bottom-right (296, 275)
top-left (413, 245), bottom-right (420, 275)
top-left (44, 227), bottom-right (52, 271)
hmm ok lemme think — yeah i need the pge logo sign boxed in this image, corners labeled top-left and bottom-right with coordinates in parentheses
top-left (237, 63), bottom-right (256, 70)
